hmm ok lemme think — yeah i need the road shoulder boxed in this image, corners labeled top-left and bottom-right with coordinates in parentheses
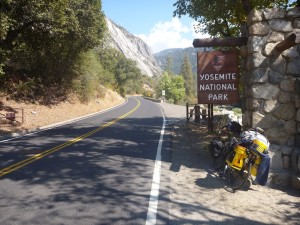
top-left (167, 121), bottom-right (300, 225)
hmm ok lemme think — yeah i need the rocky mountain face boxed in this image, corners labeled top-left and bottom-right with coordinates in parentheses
top-left (105, 18), bottom-right (161, 77)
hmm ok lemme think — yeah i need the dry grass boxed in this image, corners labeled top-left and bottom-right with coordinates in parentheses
top-left (0, 89), bottom-right (124, 136)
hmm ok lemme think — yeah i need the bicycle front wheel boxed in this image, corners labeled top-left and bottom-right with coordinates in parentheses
top-left (226, 163), bottom-right (252, 190)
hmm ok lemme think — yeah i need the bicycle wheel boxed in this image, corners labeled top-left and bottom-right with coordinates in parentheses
top-left (226, 163), bottom-right (252, 190)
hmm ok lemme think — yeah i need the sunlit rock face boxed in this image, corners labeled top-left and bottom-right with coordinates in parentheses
top-left (105, 17), bottom-right (161, 77)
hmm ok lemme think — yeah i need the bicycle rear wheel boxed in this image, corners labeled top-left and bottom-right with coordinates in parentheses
top-left (226, 163), bottom-right (252, 190)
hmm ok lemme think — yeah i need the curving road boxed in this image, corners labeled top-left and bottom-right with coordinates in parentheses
top-left (0, 96), bottom-right (187, 225)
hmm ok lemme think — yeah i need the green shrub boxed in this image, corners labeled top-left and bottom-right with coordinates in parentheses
top-left (71, 51), bottom-right (105, 102)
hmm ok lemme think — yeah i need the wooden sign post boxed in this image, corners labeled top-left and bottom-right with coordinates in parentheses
top-left (197, 50), bottom-right (239, 131)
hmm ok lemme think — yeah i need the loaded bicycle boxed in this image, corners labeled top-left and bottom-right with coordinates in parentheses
top-left (224, 127), bottom-right (270, 190)
top-left (210, 123), bottom-right (271, 191)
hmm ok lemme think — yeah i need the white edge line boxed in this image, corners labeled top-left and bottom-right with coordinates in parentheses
top-left (145, 107), bottom-right (166, 225)
top-left (0, 98), bottom-right (129, 143)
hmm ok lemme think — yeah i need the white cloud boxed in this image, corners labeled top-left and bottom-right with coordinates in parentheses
top-left (191, 21), bottom-right (210, 39)
top-left (137, 18), bottom-right (203, 53)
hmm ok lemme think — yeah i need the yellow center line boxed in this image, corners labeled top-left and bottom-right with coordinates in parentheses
top-left (0, 98), bottom-right (141, 178)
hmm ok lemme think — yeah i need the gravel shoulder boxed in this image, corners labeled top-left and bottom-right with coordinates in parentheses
top-left (159, 102), bottom-right (300, 225)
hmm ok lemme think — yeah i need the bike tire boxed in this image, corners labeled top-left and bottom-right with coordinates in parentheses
top-left (226, 162), bottom-right (252, 190)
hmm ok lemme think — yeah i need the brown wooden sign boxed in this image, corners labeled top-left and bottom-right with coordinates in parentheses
top-left (197, 51), bottom-right (239, 104)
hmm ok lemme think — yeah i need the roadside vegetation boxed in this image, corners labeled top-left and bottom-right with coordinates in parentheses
top-left (0, 0), bottom-right (149, 104)
top-left (155, 54), bottom-right (196, 104)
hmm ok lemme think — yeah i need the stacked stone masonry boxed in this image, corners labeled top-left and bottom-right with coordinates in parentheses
top-left (242, 7), bottom-right (300, 188)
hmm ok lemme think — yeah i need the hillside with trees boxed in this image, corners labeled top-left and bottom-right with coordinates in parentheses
top-left (154, 48), bottom-right (198, 75)
top-left (155, 52), bottom-right (197, 104)
top-left (154, 47), bottom-right (212, 75)
top-left (0, 0), bottom-right (150, 104)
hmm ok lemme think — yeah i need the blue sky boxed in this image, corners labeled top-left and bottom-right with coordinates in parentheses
top-left (101, 0), bottom-right (208, 53)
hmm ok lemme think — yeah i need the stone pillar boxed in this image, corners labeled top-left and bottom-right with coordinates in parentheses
top-left (244, 7), bottom-right (300, 188)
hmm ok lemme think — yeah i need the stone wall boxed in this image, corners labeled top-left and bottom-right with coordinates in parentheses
top-left (242, 7), bottom-right (300, 188)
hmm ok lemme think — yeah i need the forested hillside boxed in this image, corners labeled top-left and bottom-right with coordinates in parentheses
top-left (0, 1), bottom-right (151, 103)
top-left (154, 47), bottom-right (209, 75)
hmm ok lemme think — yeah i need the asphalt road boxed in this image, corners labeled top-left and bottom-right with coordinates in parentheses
top-left (0, 96), bottom-right (180, 225)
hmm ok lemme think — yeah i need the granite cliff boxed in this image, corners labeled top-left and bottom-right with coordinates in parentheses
top-left (105, 18), bottom-right (161, 77)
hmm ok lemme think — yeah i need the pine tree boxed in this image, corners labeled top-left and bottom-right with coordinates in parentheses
top-left (180, 54), bottom-right (194, 97)
top-left (164, 56), bottom-right (174, 75)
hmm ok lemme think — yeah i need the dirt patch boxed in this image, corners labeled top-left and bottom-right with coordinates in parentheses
top-left (169, 122), bottom-right (300, 225)
top-left (0, 90), bottom-right (124, 137)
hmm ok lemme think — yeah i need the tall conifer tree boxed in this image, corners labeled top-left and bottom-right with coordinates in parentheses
top-left (180, 54), bottom-right (194, 97)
